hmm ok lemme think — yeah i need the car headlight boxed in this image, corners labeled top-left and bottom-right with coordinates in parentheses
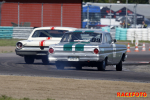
top-left (16, 42), bottom-right (23, 49)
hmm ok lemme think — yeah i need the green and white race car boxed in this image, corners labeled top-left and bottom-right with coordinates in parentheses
top-left (48, 30), bottom-right (127, 71)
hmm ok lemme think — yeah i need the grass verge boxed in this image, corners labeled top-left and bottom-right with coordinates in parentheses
top-left (0, 95), bottom-right (55, 100)
top-left (116, 42), bottom-right (142, 47)
top-left (117, 40), bottom-right (150, 43)
top-left (0, 75), bottom-right (150, 100)
top-left (0, 39), bottom-right (23, 46)
top-left (0, 39), bottom-right (149, 47)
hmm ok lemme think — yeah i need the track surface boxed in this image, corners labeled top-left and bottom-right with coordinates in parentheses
top-left (0, 53), bottom-right (150, 83)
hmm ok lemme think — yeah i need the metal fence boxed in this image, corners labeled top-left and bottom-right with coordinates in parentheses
top-left (82, 3), bottom-right (150, 29)
top-left (0, 2), bottom-right (81, 28)
top-left (1, 2), bottom-right (150, 40)
top-left (1, 2), bottom-right (150, 29)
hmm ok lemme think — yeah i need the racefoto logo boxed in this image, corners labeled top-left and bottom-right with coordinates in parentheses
top-left (117, 92), bottom-right (147, 97)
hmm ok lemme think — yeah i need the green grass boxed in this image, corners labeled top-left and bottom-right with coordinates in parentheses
top-left (0, 39), bottom-right (23, 46)
top-left (0, 39), bottom-right (149, 47)
top-left (116, 42), bottom-right (142, 47)
top-left (116, 40), bottom-right (150, 47)
top-left (0, 95), bottom-right (55, 100)
top-left (117, 40), bottom-right (150, 43)
top-left (0, 51), bottom-right (13, 53)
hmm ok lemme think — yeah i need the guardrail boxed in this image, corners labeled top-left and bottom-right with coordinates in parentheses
top-left (12, 27), bottom-right (33, 39)
top-left (115, 28), bottom-right (150, 41)
top-left (0, 27), bottom-right (13, 39)
top-left (0, 27), bottom-right (150, 41)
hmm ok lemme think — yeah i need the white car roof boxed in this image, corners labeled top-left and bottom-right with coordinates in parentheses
top-left (34, 26), bottom-right (77, 31)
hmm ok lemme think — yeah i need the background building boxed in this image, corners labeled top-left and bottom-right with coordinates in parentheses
top-left (0, 0), bottom-right (82, 28)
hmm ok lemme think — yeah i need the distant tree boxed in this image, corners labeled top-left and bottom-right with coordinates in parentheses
top-left (83, 0), bottom-right (149, 4)
top-left (119, 0), bottom-right (149, 4)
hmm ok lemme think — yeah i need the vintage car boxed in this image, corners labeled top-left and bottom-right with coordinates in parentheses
top-left (15, 27), bottom-right (77, 64)
top-left (48, 30), bottom-right (127, 71)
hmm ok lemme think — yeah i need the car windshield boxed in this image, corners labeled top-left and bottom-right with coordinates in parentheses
top-left (32, 30), bottom-right (68, 37)
top-left (61, 32), bottom-right (102, 42)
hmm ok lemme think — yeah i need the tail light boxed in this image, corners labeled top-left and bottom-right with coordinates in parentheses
top-left (16, 42), bottom-right (23, 49)
top-left (94, 48), bottom-right (99, 54)
top-left (49, 48), bottom-right (54, 53)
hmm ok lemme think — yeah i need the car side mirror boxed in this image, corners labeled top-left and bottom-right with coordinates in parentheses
top-left (112, 39), bottom-right (117, 43)
top-left (113, 39), bottom-right (117, 43)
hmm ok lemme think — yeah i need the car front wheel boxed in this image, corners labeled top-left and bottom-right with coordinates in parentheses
top-left (116, 60), bottom-right (122, 71)
top-left (97, 60), bottom-right (106, 71)
top-left (24, 56), bottom-right (34, 64)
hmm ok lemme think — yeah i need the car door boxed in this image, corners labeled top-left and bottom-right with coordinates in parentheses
top-left (105, 33), bottom-right (113, 64)
top-left (109, 34), bottom-right (120, 64)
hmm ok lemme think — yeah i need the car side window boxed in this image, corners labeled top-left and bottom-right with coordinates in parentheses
top-left (103, 35), bottom-right (107, 43)
top-left (106, 34), bottom-right (112, 44)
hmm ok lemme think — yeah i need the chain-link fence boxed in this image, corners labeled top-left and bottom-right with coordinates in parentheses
top-left (82, 3), bottom-right (150, 29)
top-left (0, 2), bottom-right (81, 28)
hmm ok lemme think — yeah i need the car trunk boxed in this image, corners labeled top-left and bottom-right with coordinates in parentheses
top-left (23, 39), bottom-right (61, 47)
top-left (53, 42), bottom-right (100, 56)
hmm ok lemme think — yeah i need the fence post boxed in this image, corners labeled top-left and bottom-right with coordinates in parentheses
top-left (110, 5), bottom-right (111, 27)
top-left (41, 3), bottom-right (43, 27)
top-left (87, 4), bottom-right (89, 29)
top-left (134, 4), bottom-right (137, 28)
top-left (126, 0), bottom-right (128, 28)
top-left (18, 2), bottom-right (20, 27)
top-left (61, 4), bottom-right (63, 27)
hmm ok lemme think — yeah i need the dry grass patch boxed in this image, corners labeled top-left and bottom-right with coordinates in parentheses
top-left (0, 75), bottom-right (150, 100)
top-left (0, 46), bottom-right (15, 53)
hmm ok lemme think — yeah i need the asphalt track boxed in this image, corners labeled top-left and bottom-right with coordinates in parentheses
top-left (0, 49), bottom-right (150, 83)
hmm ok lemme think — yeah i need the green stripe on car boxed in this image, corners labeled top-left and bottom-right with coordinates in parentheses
top-left (75, 44), bottom-right (85, 51)
top-left (63, 42), bottom-right (77, 51)
top-left (85, 31), bottom-right (94, 33)
top-left (75, 42), bottom-right (90, 51)
top-left (73, 31), bottom-right (82, 33)
top-left (64, 42), bottom-right (90, 51)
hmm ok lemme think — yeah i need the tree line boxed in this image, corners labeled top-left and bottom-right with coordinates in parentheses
top-left (83, 0), bottom-right (149, 4)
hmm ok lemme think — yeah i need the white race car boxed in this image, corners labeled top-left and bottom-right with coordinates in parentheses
top-left (15, 27), bottom-right (77, 64)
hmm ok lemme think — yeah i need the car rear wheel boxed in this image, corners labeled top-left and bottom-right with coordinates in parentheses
top-left (55, 61), bottom-right (64, 70)
top-left (97, 60), bottom-right (106, 71)
top-left (24, 56), bottom-right (34, 64)
top-left (42, 55), bottom-right (49, 65)
top-left (116, 60), bottom-right (122, 71)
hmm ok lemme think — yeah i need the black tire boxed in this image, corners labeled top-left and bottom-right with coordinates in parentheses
top-left (42, 55), bottom-right (49, 65)
top-left (55, 61), bottom-right (64, 70)
top-left (24, 56), bottom-right (34, 64)
top-left (116, 60), bottom-right (122, 71)
top-left (97, 60), bottom-right (106, 71)
top-left (76, 66), bottom-right (82, 70)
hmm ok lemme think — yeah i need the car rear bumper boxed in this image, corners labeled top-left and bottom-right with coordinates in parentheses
top-left (15, 49), bottom-right (48, 56)
top-left (48, 55), bottom-right (105, 62)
